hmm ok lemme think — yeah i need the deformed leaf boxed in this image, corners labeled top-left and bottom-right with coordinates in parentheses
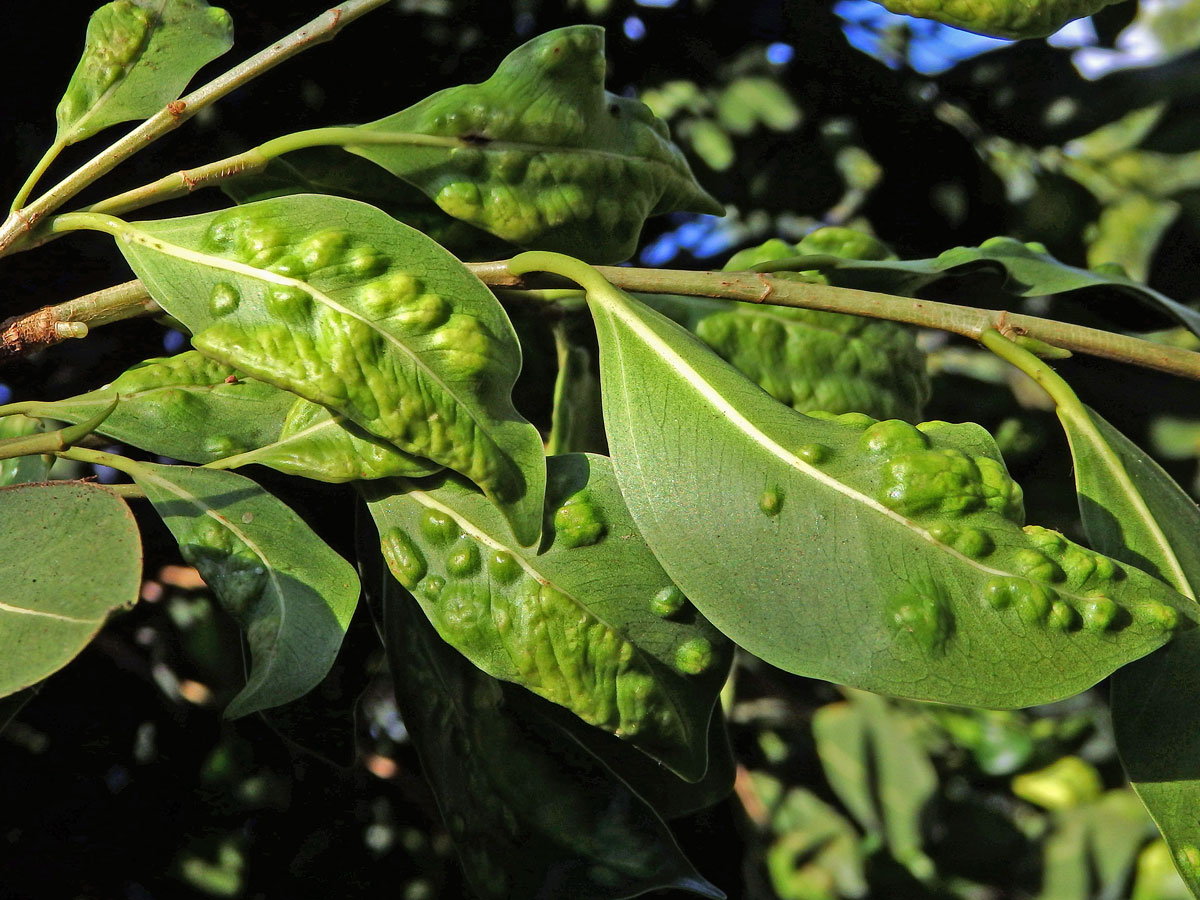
top-left (348, 25), bottom-right (722, 263)
top-left (109, 194), bottom-right (546, 545)
top-left (221, 147), bottom-right (513, 261)
top-left (788, 235), bottom-right (1200, 338)
top-left (212, 396), bottom-right (441, 483)
top-left (19, 351), bottom-right (295, 464)
top-left (56, 0), bottom-right (233, 146)
top-left (129, 462), bottom-right (358, 717)
top-left (382, 576), bottom-right (724, 900)
top-left (867, 0), bottom-right (1118, 39)
top-left (0, 481), bottom-right (141, 697)
top-left (643, 230), bottom-right (929, 421)
top-left (584, 280), bottom-right (1187, 708)
top-left (363, 453), bottom-right (730, 780)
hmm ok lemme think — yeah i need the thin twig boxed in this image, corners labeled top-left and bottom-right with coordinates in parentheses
top-left (468, 261), bottom-right (1200, 381)
top-left (5, 261), bottom-right (1200, 382)
top-left (0, 0), bottom-right (390, 259)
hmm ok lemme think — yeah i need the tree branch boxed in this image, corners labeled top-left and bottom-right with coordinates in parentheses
top-left (0, 280), bottom-right (157, 364)
top-left (0, 0), bottom-right (391, 259)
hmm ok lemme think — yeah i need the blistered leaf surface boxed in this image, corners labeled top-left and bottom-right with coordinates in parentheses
top-left (56, 0), bottom-right (233, 145)
top-left (364, 453), bottom-right (730, 780)
top-left (0, 482), bottom-right (141, 696)
top-left (869, 0), bottom-right (1118, 38)
top-left (113, 194), bottom-right (545, 545)
top-left (349, 25), bottom-right (722, 262)
top-left (588, 285), bottom-right (1186, 707)
top-left (131, 463), bottom-right (358, 717)
top-left (382, 578), bottom-right (724, 900)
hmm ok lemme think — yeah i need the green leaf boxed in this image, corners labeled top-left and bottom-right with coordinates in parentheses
top-left (211, 395), bottom-right (442, 483)
top-left (348, 25), bottom-right (722, 263)
top-left (19, 351), bottom-right (294, 463)
top-left (644, 231), bottom-right (928, 420)
top-left (381, 575), bottom-right (725, 900)
top-left (56, 0), bottom-right (233, 146)
top-left (129, 462), bottom-right (359, 717)
top-left (982, 332), bottom-right (1200, 895)
top-left (0, 481), bottom-right (141, 697)
top-left (363, 453), bottom-right (730, 780)
top-left (867, 0), bottom-right (1119, 39)
top-left (30, 351), bottom-right (438, 481)
top-left (787, 235), bottom-right (1200, 338)
top-left (812, 690), bottom-right (936, 880)
top-left (0, 416), bottom-right (52, 485)
top-left (583, 279), bottom-right (1185, 708)
top-left (547, 318), bottom-right (607, 456)
top-left (221, 147), bottom-right (513, 261)
top-left (108, 194), bottom-right (546, 545)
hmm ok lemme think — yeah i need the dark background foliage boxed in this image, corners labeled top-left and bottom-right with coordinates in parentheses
top-left (4, 0), bottom-right (1200, 897)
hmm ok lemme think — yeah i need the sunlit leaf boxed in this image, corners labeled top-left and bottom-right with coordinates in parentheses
top-left (866, 0), bottom-right (1117, 39)
top-left (108, 194), bottom-right (546, 544)
top-left (363, 453), bottom-right (730, 780)
top-left (348, 25), bottom-right (722, 263)
top-left (583, 278), bottom-right (1186, 707)
top-left (55, 0), bottom-right (233, 146)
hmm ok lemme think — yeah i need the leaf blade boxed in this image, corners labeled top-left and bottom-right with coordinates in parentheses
top-left (0, 482), bottom-right (142, 696)
top-left (586, 283), bottom-right (1185, 708)
top-left (349, 26), bottom-right (722, 263)
top-left (109, 195), bottom-right (545, 544)
top-left (56, 0), bottom-right (234, 146)
top-left (363, 453), bottom-right (730, 780)
top-left (130, 462), bottom-right (358, 717)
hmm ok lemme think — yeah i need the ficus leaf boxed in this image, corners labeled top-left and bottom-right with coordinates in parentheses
top-left (55, 0), bottom-right (233, 146)
top-left (347, 25), bottom-right (722, 263)
top-left (221, 146), bottom-right (513, 261)
top-left (129, 462), bottom-right (359, 717)
top-left (381, 574), bottom-right (725, 900)
top-left (984, 335), bottom-right (1200, 896)
top-left (102, 195), bottom-right (546, 545)
top-left (521, 255), bottom-right (1189, 708)
top-left (31, 350), bottom-right (437, 481)
top-left (0, 481), bottom-right (142, 697)
top-left (362, 453), bottom-right (730, 780)
top-left (866, 0), bottom-right (1119, 39)
top-left (642, 231), bottom-right (929, 421)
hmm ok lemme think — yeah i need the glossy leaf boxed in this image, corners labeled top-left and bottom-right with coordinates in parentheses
top-left (363, 453), bottom-right (730, 780)
top-left (0, 481), bottom-right (141, 696)
top-left (1044, 403), bottom-right (1200, 896)
top-left (221, 147), bottom-right (513, 261)
top-left (786, 236), bottom-right (1200, 338)
top-left (382, 576), bottom-right (724, 900)
top-left (812, 690), bottom-right (936, 879)
top-left (868, 0), bottom-right (1118, 39)
top-left (211, 395), bottom-right (441, 483)
top-left (0, 416), bottom-right (52, 485)
top-left (130, 462), bottom-right (358, 717)
top-left (20, 351), bottom-right (294, 464)
top-left (56, 0), bottom-right (233, 146)
top-left (584, 279), bottom-right (1186, 708)
top-left (643, 230), bottom-right (929, 421)
top-left (348, 26), bottom-right (722, 263)
top-left (110, 194), bottom-right (545, 545)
